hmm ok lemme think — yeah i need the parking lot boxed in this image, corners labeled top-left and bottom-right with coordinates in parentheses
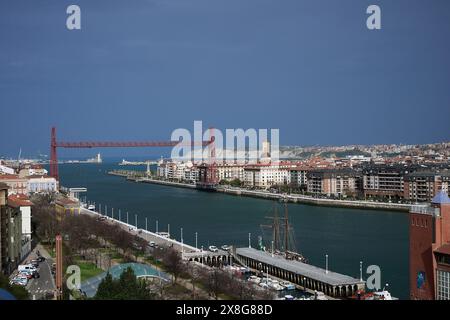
top-left (10, 245), bottom-right (56, 300)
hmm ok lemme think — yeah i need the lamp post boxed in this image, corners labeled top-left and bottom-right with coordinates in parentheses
top-left (156, 220), bottom-right (159, 233)
top-left (145, 217), bottom-right (148, 231)
top-left (360, 261), bottom-right (363, 282)
top-left (271, 240), bottom-right (274, 257)
top-left (325, 254), bottom-right (329, 274)
top-left (248, 233), bottom-right (251, 248)
top-left (195, 232), bottom-right (198, 249)
top-left (112, 208), bottom-right (114, 220)
top-left (181, 227), bottom-right (184, 257)
top-left (135, 214), bottom-right (138, 229)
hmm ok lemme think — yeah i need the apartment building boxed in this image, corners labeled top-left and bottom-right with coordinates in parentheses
top-left (243, 164), bottom-right (290, 189)
top-left (27, 175), bottom-right (58, 194)
top-left (0, 183), bottom-right (22, 275)
top-left (362, 165), bottom-right (409, 199)
top-left (0, 174), bottom-right (28, 195)
top-left (306, 169), bottom-right (360, 197)
top-left (8, 194), bottom-right (33, 260)
top-left (404, 171), bottom-right (450, 203)
top-left (216, 164), bottom-right (245, 182)
top-left (287, 166), bottom-right (309, 187)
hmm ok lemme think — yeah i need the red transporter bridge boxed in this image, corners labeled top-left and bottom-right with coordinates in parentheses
top-left (49, 127), bottom-right (218, 189)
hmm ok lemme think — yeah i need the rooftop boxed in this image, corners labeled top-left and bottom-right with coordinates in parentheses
top-left (435, 243), bottom-right (450, 256)
top-left (236, 247), bottom-right (363, 286)
top-left (8, 194), bottom-right (33, 207)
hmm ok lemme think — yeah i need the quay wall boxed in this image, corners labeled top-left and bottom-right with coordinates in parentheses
top-left (108, 173), bottom-right (412, 212)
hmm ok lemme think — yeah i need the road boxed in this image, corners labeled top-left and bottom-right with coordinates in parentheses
top-left (24, 245), bottom-right (56, 300)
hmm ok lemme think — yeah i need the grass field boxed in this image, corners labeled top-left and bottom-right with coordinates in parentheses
top-left (77, 261), bottom-right (104, 282)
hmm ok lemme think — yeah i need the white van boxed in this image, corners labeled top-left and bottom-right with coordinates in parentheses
top-left (18, 264), bottom-right (37, 273)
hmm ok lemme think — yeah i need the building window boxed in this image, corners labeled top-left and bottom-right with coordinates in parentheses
top-left (437, 269), bottom-right (450, 300)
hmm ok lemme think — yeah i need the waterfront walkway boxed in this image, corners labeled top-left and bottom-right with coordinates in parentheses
top-left (110, 172), bottom-right (413, 212)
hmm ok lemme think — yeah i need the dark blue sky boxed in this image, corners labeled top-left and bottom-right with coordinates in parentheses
top-left (1, 0), bottom-right (449, 158)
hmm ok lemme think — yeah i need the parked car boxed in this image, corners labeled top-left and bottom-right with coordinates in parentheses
top-left (19, 271), bottom-right (33, 279)
top-left (10, 277), bottom-right (28, 286)
top-left (208, 245), bottom-right (218, 252)
top-left (221, 245), bottom-right (230, 251)
top-left (30, 260), bottom-right (40, 267)
top-left (18, 264), bottom-right (37, 274)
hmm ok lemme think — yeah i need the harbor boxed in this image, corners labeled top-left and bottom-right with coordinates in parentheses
top-left (109, 170), bottom-right (412, 212)
top-left (59, 162), bottom-right (409, 299)
top-left (79, 203), bottom-right (367, 299)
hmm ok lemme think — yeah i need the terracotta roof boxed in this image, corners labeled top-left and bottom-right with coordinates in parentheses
top-left (8, 194), bottom-right (33, 207)
top-left (435, 243), bottom-right (450, 256)
top-left (0, 174), bottom-right (20, 179)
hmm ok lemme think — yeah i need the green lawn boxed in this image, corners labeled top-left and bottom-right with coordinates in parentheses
top-left (76, 261), bottom-right (104, 282)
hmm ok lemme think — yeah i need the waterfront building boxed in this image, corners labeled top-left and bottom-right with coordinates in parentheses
top-left (362, 165), bottom-right (409, 200)
top-left (216, 164), bottom-right (245, 182)
top-left (287, 166), bottom-right (309, 188)
top-left (7, 194), bottom-right (33, 260)
top-left (306, 169), bottom-right (360, 197)
top-left (404, 171), bottom-right (450, 203)
top-left (0, 174), bottom-right (28, 195)
top-left (27, 175), bottom-right (58, 194)
top-left (409, 191), bottom-right (450, 300)
top-left (243, 164), bottom-right (290, 189)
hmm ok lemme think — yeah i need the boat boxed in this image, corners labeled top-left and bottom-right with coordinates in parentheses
top-left (280, 280), bottom-right (296, 290)
top-left (260, 199), bottom-right (307, 263)
top-left (248, 275), bottom-right (261, 284)
top-left (268, 279), bottom-right (285, 291)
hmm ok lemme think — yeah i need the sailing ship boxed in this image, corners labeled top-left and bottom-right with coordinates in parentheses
top-left (259, 198), bottom-right (307, 263)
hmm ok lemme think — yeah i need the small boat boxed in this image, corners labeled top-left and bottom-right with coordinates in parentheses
top-left (268, 279), bottom-right (285, 291)
top-left (280, 281), bottom-right (295, 290)
top-left (259, 282), bottom-right (269, 289)
top-left (248, 275), bottom-right (261, 284)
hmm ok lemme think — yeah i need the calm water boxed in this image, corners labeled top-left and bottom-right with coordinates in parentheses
top-left (58, 162), bottom-right (409, 299)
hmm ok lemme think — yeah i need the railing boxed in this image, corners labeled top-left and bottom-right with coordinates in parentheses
top-left (410, 205), bottom-right (438, 216)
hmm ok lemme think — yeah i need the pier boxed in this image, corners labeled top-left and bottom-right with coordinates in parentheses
top-left (233, 247), bottom-right (365, 298)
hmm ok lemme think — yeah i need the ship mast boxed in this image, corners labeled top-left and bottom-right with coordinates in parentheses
top-left (284, 200), bottom-right (289, 258)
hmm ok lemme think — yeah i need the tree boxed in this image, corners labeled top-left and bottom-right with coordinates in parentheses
top-left (95, 268), bottom-right (154, 300)
top-left (163, 249), bottom-right (185, 283)
top-left (95, 273), bottom-right (116, 300)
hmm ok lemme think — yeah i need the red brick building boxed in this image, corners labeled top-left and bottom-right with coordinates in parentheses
top-left (409, 191), bottom-right (450, 300)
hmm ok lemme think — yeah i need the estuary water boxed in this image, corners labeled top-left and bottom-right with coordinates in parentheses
top-left (58, 162), bottom-right (409, 299)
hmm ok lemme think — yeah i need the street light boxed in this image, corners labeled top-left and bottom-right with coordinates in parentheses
top-left (248, 233), bottom-right (251, 248)
top-left (325, 254), bottom-right (328, 274)
top-left (156, 220), bottom-right (159, 233)
top-left (195, 232), bottom-right (198, 249)
top-left (135, 214), bottom-right (138, 229)
top-left (145, 217), bottom-right (148, 231)
top-left (360, 261), bottom-right (363, 282)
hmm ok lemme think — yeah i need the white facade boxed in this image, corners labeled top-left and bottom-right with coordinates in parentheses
top-left (27, 176), bottom-right (58, 193)
top-left (0, 164), bottom-right (15, 175)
